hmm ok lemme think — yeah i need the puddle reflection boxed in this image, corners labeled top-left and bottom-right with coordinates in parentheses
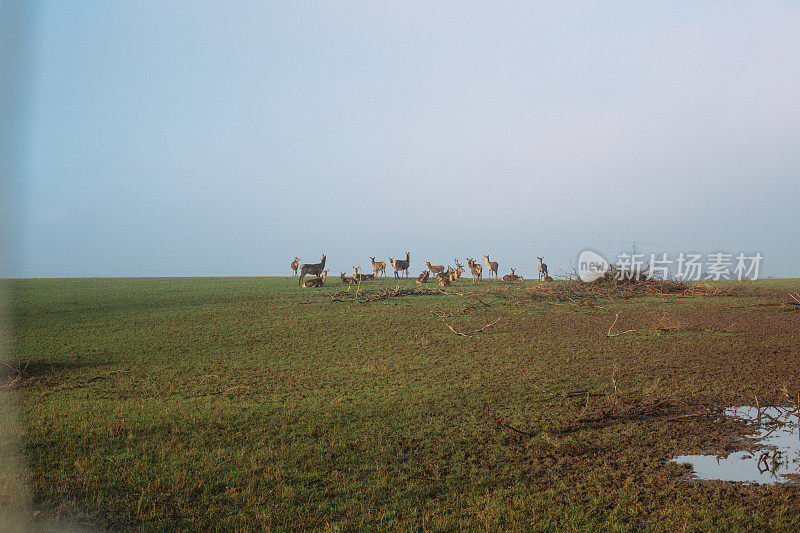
top-left (672, 406), bottom-right (799, 485)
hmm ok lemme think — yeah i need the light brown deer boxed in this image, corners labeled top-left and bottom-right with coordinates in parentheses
top-left (301, 270), bottom-right (328, 288)
top-left (426, 261), bottom-right (445, 276)
top-left (436, 271), bottom-right (451, 287)
top-left (446, 266), bottom-right (457, 282)
top-left (483, 255), bottom-right (499, 279)
top-left (537, 257), bottom-right (549, 281)
top-left (290, 257), bottom-right (299, 277)
top-left (466, 258), bottom-right (483, 284)
top-left (370, 257), bottom-right (386, 277)
top-left (340, 273), bottom-right (356, 285)
top-left (453, 258), bottom-right (465, 279)
top-left (298, 255), bottom-right (326, 286)
top-left (391, 252), bottom-right (410, 278)
top-left (353, 266), bottom-right (375, 281)
top-left (503, 268), bottom-right (523, 282)
top-left (415, 271), bottom-right (429, 284)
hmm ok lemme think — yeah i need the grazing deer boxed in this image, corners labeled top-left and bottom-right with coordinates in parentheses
top-left (415, 271), bottom-right (429, 284)
top-left (370, 257), bottom-right (386, 277)
top-left (483, 255), bottom-right (499, 279)
top-left (391, 252), bottom-right (410, 278)
top-left (340, 273), bottom-right (356, 285)
top-left (453, 258), bottom-right (465, 279)
top-left (466, 258), bottom-right (483, 284)
top-left (538, 257), bottom-right (549, 281)
top-left (290, 257), bottom-right (299, 277)
top-left (353, 266), bottom-right (375, 281)
top-left (301, 270), bottom-right (328, 288)
top-left (298, 255), bottom-right (326, 286)
top-left (426, 261), bottom-right (445, 276)
top-left (503, 268), bottom-right (523, 282)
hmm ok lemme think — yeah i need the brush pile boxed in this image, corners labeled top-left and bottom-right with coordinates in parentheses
top-left (329, 285), bottom-right (444, 303)
top-left (497, 267), bottom-right (737, 306)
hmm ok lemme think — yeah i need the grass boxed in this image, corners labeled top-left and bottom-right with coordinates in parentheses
top-left (2, 275), bottom-right (800, 530)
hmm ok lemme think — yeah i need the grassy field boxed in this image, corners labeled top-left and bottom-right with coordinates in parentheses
top-left (2, 275), bottom-right (800, 530)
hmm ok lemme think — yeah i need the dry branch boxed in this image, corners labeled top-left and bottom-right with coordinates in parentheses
top-left (443, 317), bottom-right (502, 338)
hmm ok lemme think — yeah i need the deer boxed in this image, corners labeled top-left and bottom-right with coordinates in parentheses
top-left (415, 271), bottom-right (429, 284)
top-left (290, 257), bottom-right (299, 277)
top-left (353, 266), bottom-right (375, 281)
top-left (538, 257), bottom-right (549, 281)
top-left (435, 271), bottom-right (451, 287)
top-left (301, 270), bottom-right (328, 288)
top-left (483, 255), bottom-right (499, 279)
top-left (466, 258), bottom-right (483, 284)
top-left (298, 255), bottom-right (326, 286)
top-left (503, 268), bottom-right (523, 282)
top-left (370, 257), bottom-right (386, 277)
top-left (425, 261), bottom-right (445, 276)
top-left (453, 258), bottom-right (465, 279)
top-left (391, 252), bottom-right (410, 278)
top-left (340, 273), bottom-right (356, 285)
top-left (446, 266), bottom-right (458, 283)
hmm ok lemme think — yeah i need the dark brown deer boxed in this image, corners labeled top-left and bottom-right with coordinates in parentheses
top-left (290, 257), bottom-right (299, 277)
top-left (435, 271), bottom-right (451, 287)
top-left (340, 273), bottom-right (356, 285)
top-left (415, 271), bottom-right (429, 284)
top-left (370, 257), bottom-right (386, 277)
top-left (301, 270), bottom-right (328, 288)
top-left (483, 255), bottom-right (499, 279)
top-left (391, 252), bottom-right (410, 278)
top-left (298, 255), bottom-right (326, 286)
top-left (466, 258), bottom-right (483, 284)
top-left (353, 266), bottom-right (375, 281)
top-left (538, 257), bottom-right (549, 281)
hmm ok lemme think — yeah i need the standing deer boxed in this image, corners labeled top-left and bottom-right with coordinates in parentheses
top-left (426, 261), bottom-right (445, 276)
top-left (290, 257), bottom-right (300, 277)
top-left (298, 255), bottom-right (326, 286)
top-left (391, 252), bottom-right (410, 278)
top-left (466, 258), bottom-right (483, 284)
top-left (370, 257), bottom-right (386, 277)
top-left (301, 270), bottom-right (328, 288)
top-left (483, 255), bottom-right (499, 279)
top-left (538, 257), bottom-right (549, 281)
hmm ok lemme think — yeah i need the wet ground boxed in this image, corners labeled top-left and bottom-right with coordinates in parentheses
top-left (673, 406), bottom-right (800, 484)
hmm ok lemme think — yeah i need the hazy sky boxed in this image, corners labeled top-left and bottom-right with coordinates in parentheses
top-left (10, 1), bottom-right (800, 278)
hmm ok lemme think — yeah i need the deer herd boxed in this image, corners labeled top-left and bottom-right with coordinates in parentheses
top-left (293, 253), bottom-right (554, 288)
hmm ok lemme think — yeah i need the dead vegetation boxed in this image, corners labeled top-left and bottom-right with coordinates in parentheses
top-left (497, 275), bottom-right (744, 307)
top-left (329, 284), bottom-right (445, 303)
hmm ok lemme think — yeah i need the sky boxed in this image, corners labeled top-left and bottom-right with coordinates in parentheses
top-left (7, 1), bottom-right (800, 278)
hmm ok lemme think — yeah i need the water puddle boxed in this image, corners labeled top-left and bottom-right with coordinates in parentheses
top-left (672, 406), bottom-right (800, 485)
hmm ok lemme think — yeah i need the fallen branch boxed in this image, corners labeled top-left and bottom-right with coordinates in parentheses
top-left (443, 318), bottom-right (502, 338)
top-left (606, 313), bottom-right (637, 337)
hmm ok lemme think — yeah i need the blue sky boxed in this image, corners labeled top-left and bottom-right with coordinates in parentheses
top-left (10, 1), bottom-right (800, 278)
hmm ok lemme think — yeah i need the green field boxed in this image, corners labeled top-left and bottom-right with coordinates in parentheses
top-left (3, 276), bottom-right (800, 530)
